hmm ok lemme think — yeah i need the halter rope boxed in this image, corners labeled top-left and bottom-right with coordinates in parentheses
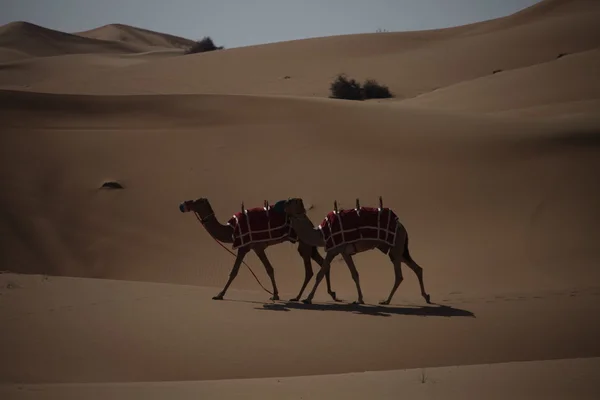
top-left (192, 211), bottom-right (274, 296)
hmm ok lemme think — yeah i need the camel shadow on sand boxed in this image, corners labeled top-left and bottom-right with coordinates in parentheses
top-left (254, 300), bottom-right (476, 318)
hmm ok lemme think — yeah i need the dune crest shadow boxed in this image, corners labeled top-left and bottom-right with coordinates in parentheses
top-left (256, 301), bottom-right (476, 318)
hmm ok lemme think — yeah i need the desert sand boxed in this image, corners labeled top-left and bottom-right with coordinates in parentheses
top-left (1, 0), bottom-right (600, 398)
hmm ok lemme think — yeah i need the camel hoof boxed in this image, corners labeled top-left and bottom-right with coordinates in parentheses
top-left (302, 298), bottom-right (312, 304)
top-left (379, 300), bottom-right (390, 305)
top-left (352, 300), bottom-right (364, 305)
top-left (270, 295), bottom-right (280, 301)
top-left (289, 297), bottom-right (300, 302)
top-left (212, 295), bottom-right (224, 300)
top-left (329, 291), bottom-right (337, 301)
top-left (425, 294), bottom-right (431, 304)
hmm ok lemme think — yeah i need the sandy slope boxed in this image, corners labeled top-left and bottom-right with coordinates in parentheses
top-left (1, 272), bottom-right (599, 386)
top-left (2, 358), bottom-right (599, 400)
top-left (399, 48), bottom-right (600, 114)
top-left (75, 24), bottom-right (195, 50)
top-left (2, 90), bottom-right (599, 296)
top-left (0, 50), bottom-right (183, 90)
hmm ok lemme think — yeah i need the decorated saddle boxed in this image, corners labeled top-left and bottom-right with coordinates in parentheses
top-left (227, 201), bottom-right (297, 250)
top-left (318, 198), bottom-right (399, 252)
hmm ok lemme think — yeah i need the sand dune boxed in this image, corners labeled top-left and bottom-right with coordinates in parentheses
top-left (1, 0), bottom-right (600, 397)
top-left (0, 21), bottom-right (154, 61)
top-left (19, 0), bottom-right (600, 97)
top-left (0, 21), bottom-right (185, 89)
top-left (75, 23), bottom-right (195, 50)
top-left (400, 48), bottom-right (600, 114)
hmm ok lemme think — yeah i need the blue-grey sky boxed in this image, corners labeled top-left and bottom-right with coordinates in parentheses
top-left (2, 0), bottom-right (542, 48)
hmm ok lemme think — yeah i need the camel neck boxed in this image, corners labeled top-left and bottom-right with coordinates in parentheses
top-left (201, 213), bottom-right (234, 243)
top-left (289, 214), bottom-right (324, 248)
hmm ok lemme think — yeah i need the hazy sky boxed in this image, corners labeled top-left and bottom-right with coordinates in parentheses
top-left (2, 0), bottom-right (542, 48)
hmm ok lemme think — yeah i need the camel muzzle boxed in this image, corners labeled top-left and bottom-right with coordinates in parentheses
top-left (179, 201), bottom-right (191, 213)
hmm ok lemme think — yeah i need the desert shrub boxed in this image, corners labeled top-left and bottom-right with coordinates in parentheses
top-left (362, 79), bottom-right (392, 99)
top-left (329, 74), bottom-right (364, 100)
top-left (184, 36), bottom-right (224, 55)
top-left (329, 74), bottom-right (393, 100)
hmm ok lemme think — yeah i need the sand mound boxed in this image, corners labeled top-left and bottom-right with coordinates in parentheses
top-left (400, 48), bottom-right (600, 114)
top-left (75, 23), bottom-right (195, 50)
top-left (0, 21), bottom-right (153, 60)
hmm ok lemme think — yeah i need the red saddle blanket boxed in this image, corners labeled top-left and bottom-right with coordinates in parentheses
top-left (227, 206), bottom-right (297, 250)
top-left (318, 207), bottom-right (399, 252)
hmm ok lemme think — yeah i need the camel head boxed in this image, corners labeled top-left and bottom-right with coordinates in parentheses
top-left (179, 197), bottom-right (214, 219)
top-left (284, 197), bottom-right (307, 216)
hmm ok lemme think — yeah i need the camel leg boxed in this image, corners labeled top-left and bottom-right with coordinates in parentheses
top-left (253, 247), bottom-right (280, 301)
top-left (403, 256), bottom-right (431, 304)
top-left (302, 251), bottom-right (336, 304)
top-left (309, 246), bottom-right (338, 301)
top-left (379, 249), bottom-right (404, 305)
top-left (399, 234), bottom-right (431, 303)
top-left (341, 252), bottom-right (364, 305)
top-left (290, 244), bottom-right (314, 302)
top-left (213, 247), bottom-right (249, 300)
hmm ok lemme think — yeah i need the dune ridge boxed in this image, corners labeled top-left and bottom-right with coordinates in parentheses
top-left (75, 23), bottom-right (195, 49)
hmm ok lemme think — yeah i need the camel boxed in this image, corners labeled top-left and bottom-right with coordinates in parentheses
top-left (283, 197), bottom-right (431, 305)
top-left (179, 197), bottom-right (338, 302)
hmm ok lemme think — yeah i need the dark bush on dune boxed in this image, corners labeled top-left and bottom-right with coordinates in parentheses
top-left (362, 79), bottom-right (392, 99)
top-left (184, 36), bottom-right (224, 55)
top-left (329, 74), bottom-right (393, 100)
top-left (329, 74), bottom-right (364, 100)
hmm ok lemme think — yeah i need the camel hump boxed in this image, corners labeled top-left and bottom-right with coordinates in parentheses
top-left (272, 199), bottom-right (286, 214)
